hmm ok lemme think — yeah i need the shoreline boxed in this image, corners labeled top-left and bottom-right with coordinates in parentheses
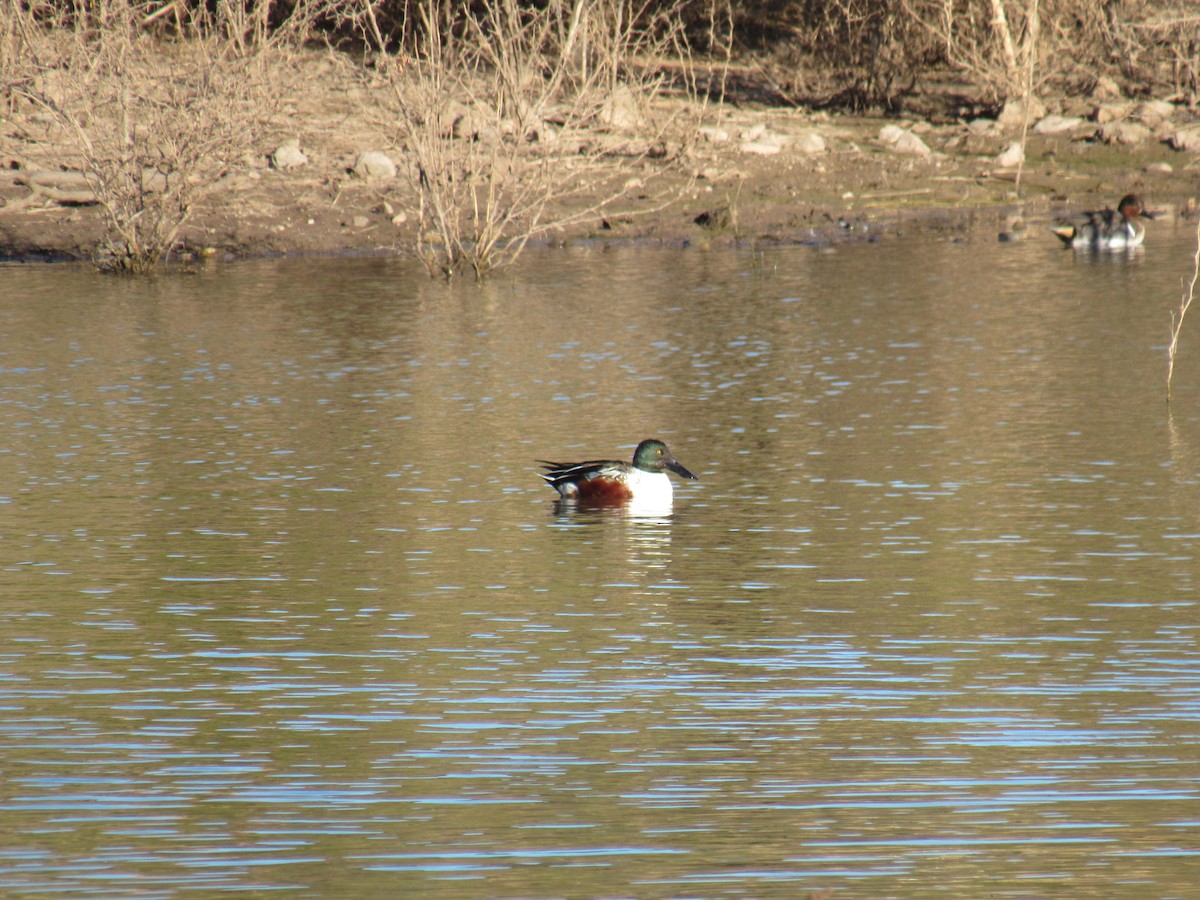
top-left (2, 72), bottom-right (1196, 267)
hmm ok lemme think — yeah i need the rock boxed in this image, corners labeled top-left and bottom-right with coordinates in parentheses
top-left (1093, 103), bottom-right (1128, 124)
top-left (351, 214), bottom-right (370, 228)
top-left (1033, 114), bottom-right (1083, 135)
top-left (271, 138), bottom-right (308, 170)
top-left (1099, 120), bottom-right (1151, 145)
top-left (452, 106), bottom-right (492, 141)
top-left (1144, 161), bottom-right (1173, 175)
top-left (997, 96), bottom-right (1046, 130)
top-left (440, 99), bottom-right (471, 138)
top-left (1091, 75), bottom-right (1122, 100)
top-left (995, 141), bottom-right (1024, 167)
top-left (741, 140), bottom-right (782, 156)
top-left (1061, 99), bottom-right (1094, 119)
top-left (740, 123), bottom-right (768, 142)
top-left (600, 85), bottom-right (641, 131)
top-left (792, 130), bottom-right (827, 154)
top-left (1135, 99), bottom-right (1176, 128)
top-left (1167, 125), bottom-right (1200, 152)
top-left (967, 118), bottom-right (1000, 136)
top-left (879, 124), bottom-right (932, 156)
top-left (698, 126), bottom-right (731, 144)
top-left (353, 151), bottom-right (396, 180)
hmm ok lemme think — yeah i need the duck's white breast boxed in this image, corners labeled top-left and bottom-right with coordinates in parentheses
top-left (629, 469), bottom-right (674, 504)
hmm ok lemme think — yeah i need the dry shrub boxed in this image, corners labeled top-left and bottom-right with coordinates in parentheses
top-left (2, 0), bottom-right (317, 272)
top-left (736, 0), bottom-right (943, 110)
top-left (1108, 3), bottom-right (1200, 107)
top-left (905, 0), bottom-right (1200, 106)
top-left (355, 0), bottom-right (705, 279)
top-left (739, 0), bottom-right (1197, 113)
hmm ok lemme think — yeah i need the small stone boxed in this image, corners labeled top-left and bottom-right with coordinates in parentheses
top-left (452, 107), bottom-right (491, 141)
top-left (351, 215), bottom-right (371, 228)
top-left (879, 124), bottom-right (931, 156)
top-left (440, 99), bottom-right (471, 138)
top-left (353, 151), bottom-right (396, 180)
top-left (1091, 75), bottom-right (1122, 100)
top-left (1093, 103), bottom-right (1128, 124)
top-left (997, 96), bottom-right (1046, 130)
top-left (741, 140), bottom-right (782, 156)
top-left (271, 138), bottom-right (308, 170)
top-left (1099, 120), bottom-right (1151, 145)
top-left (740, 123), bottom-right (768, 142)
top-left (1167, 125), bottom-right (1200, 152)
top-left (698, 126), bottom-right (730, 144)
top-left (391, 211), bottom-right (408, 226)
top-left (792, 130), bottom-right (827, 154)
top-left (1135, 99), bottom-right (1176, 128)
top-left (1033, 114), bottom-right (1083, 135)
top-left (995, 141), bottom-right (1024, 167)
top-left (1144, 161), bottom-right (1173, 175)
top-left (600, 85), bottom-right (641, 131)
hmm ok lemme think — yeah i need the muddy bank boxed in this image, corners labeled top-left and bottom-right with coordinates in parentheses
top-left (2, 56), bottom-right (1198, 265)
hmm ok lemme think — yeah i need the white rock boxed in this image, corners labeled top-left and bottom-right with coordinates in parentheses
top-left (1091, 75), bottom-right (1122, 100)
top-left (1099, 120), bottom-right (1151, 145)
top-left (1135, 99), bottom-right (1176, 128)
top-left (440, 99), bottom-right (471, 138)
top-left (879, 124), bottom-right (931, 156)
top-left (1033, 114), bottom-right (1083, 134)
top-left (741, 140), bottom-right (782, 156)
top-left (600, 85), bottom-right (641, 131)
top-left (353, 151), bottom-right (397, 180)
top-left (740, 123), bottom-right (768, 142)
top-left (792, 130), bottom-right (827, 154)
top-left (997, 96), bottom-right (1046, 129)
top-left (1167, 125), bottom-right (1200, 152)
top-left (698, 126), bottom-right (731, 144)
top-left (271, 139), bottom-right (308, 170)
top-left (995, 141), bottom-right (1024, 167)
top-left (1093, 103), bottom-right (1129, 125)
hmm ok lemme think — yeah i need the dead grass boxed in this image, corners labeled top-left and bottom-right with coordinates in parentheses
top-left (3, 2), bottom-right (293, 271)
top-left (0, 1), bottom-right (1195, 272)
top-left (351, 0), bottom-right (714, 279)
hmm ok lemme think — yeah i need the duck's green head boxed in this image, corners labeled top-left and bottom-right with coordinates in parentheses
top-left (633, 439), bottom-right (698, 480)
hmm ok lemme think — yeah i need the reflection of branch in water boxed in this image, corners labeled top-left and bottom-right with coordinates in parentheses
top-left (1167, 217), bottom-right (1200, 402)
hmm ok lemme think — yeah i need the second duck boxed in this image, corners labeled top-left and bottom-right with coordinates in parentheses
top-left (1052, 194), bottom-right (1152, 250)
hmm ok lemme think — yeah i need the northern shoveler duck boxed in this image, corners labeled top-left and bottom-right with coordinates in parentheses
top-left (1052, 194), bottom-right (1152, 249)
top-left (539, 438), bottom-right (698, 505)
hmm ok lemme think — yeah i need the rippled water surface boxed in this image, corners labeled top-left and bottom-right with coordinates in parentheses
top-left (3, 216), bottom-right (1200, 898)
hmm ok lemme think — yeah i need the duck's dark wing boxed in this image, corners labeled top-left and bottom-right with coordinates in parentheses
top-left (538, 458), bottom-right (620, 484)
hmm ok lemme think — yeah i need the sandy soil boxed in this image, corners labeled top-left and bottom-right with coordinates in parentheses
top-left (1, 51), bottom-right (1196, 264)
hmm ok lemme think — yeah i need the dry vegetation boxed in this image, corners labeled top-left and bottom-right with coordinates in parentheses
top-left (353, 0), bottom-right (710, 277)
top-left (1, 1), bottom-right (1198, 275)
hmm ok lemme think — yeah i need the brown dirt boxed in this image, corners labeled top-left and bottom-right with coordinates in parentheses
top-left (1, 51), bottom-right (1196, 265)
